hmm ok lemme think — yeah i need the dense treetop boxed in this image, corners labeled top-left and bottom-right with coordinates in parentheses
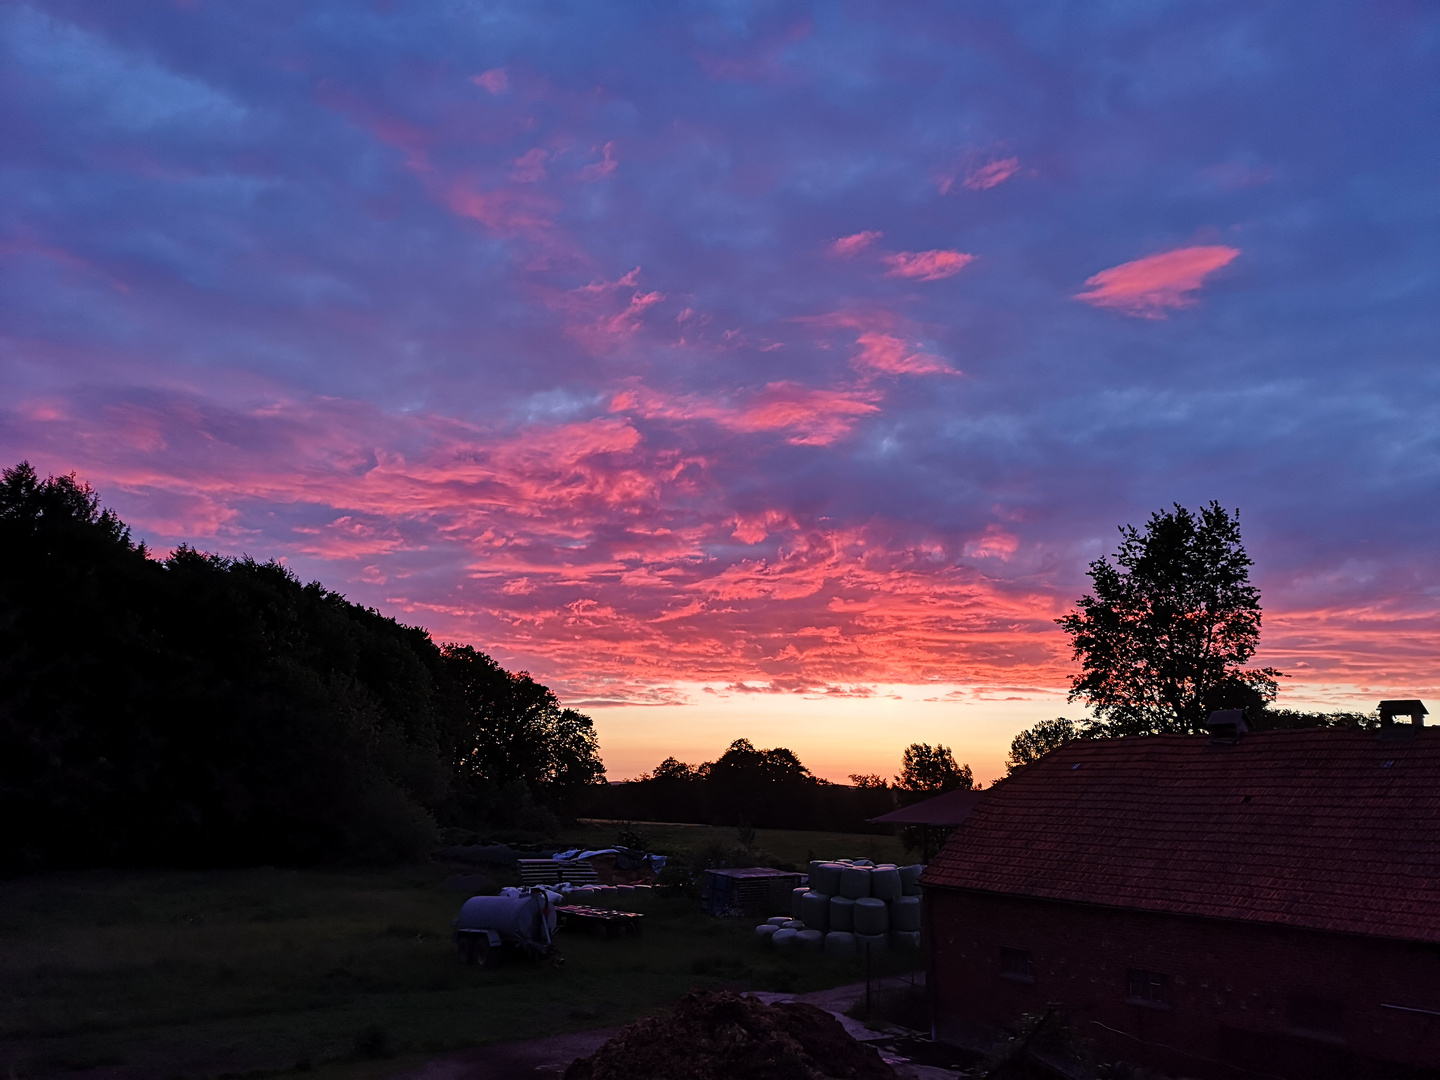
top-left (0, 462), bottom-right (602, 870)
top-left (1006, 502), bottom-right (1373, 776)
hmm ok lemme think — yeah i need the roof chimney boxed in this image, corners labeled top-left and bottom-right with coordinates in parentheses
top-left (1206, 708), bottom-right (1248, 744)
top-left (1378, 699), bottom-right (1427, 739)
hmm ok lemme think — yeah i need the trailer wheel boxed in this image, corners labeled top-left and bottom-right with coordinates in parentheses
top-left (459, 935), bottom-right (492, 967)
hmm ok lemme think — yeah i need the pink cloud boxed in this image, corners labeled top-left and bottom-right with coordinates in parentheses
top-left (735, 384), bottom-right (880, 445)
top-left (731, 509), bottom-right (796, 544)
top-left (964, 525), bottom-right (1020, 560)
top-left (852, 332), bottom-right (954, 376)
top-left (599, 291), bottom-right (665, 336)
top-left (7, 384), bottom-right (1435, 722)
top-left (511, 148), bottom-right (549, 183)
top-left (1075, 245), bottom-right (1241, 318)
top-left (17, 398), bottom-right (68, 422)
top-left (829, 231), bottom-right (882, 257)
top-left (695, 20), bottom-right (813, 82)
top-left (471, 68), bottom-right (509, 94)
top-left (555, 271), bottom-right (664, 350)
top-left (443, 181), bottom-right (560, 235)
top-left (794, 309), bottom-right (954, 378)
top-left (962, 157), bottom-right (1020, 191)
top-left (579, 141), bottom-right (617, 181)
top-left (315, 81), bottom-right (433, 173)
top-left (882, 249), bottom-right (976, 281)
top-left (0, 235), bottom-right (132, 294)
top-left (611, 381), bottom-right (880, 446)
top-left (574, 267), bottom-right (642, 295)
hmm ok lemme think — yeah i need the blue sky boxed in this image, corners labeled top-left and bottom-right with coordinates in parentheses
top-left (3, 2), bottom-right (1437, 779)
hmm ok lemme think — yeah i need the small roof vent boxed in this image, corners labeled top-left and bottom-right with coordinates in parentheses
top-left (1206, 708), bottom-right (1248, 744)
top-left (1378, 699), bottom-right (1427, 739)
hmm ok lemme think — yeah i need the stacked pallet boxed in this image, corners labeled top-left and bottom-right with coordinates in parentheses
top-left (754, 859), bottom-right (924, 957)
top-left (517, 858), bottom-right (600, 886)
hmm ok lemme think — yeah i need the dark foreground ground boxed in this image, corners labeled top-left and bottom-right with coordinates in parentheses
top-left (0, 827), bottom-right (919, 1080)
top-left (374, 982), bottom-right (964, 1080)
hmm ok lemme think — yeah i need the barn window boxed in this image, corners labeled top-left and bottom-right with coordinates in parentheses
top-left (1288, 995), bottom-right (1344, 1041)
top-left (1000, 947), bottom-right (1035, 983)
top-left (1126, 968), bottom-right (1170, 1007)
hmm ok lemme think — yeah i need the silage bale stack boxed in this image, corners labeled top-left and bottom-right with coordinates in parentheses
top-left (756, 858), bottom-right (926, 956)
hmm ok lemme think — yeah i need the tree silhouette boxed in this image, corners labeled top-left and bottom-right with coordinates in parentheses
top-left (895, 742), bottom-right (973, 796)
top-left (0, 460), bottom-right (603, 869)
top-left (1057, 501), bottom-right (1282, 736)
top-left (1006, 717), bottom-right (1085, 775)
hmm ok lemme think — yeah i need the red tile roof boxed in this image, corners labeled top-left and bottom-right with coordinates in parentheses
top-left (868, 788), bottom-right (986, 826)
top-left (921, 727), bottom-right (1440, 944)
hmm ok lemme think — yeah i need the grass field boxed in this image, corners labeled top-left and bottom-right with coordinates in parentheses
top-left (0, 828), bottom-right (919, 1079)
top-left (557, 821), bottom-right (912, 868)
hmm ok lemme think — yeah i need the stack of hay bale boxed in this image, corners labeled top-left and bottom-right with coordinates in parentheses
top-left (754, 859), bottom-right (924, 957)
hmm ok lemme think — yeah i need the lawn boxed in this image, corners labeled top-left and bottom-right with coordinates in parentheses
top-left (558, 820), bottom-right (913, 868)
top-left (0, 829), bottom-right (920, 1079)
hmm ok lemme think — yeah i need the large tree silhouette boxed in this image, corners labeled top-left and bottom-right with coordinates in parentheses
top-left (0, 460), bottom-right (603, 869)
top-left (1057, 501), bottom-right (1282, 736)
top-left (895, 742), bottom-right (973, 797)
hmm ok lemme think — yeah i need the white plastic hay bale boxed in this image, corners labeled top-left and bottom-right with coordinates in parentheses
top-left (828, 895), bottom-right (855, 932)
top-left (899, 864), bottom-right (925, 895)
top-left (824, 930), bottom-right (857, 957)
top-left (568, 886), bottom-right (596, 903)
top-left (809, 862), bottom-right (843, 895)
top-left (767, 915), bottom-right (791, 926)
top-left (854, 931), bottom-right (887, 953)
top-left (772, 927), bottom-right (799, 950)
top-left (838, 866), bottom-right (871, 899)
top-left (791, 886), bottom-right (809, 920)
top-left (889, 929), bottom-right (922, 951)
top-left (870, 867), bottom-right (902, 902)
top-left (796, 928), bottom-right (825, 951)
top-left (800, 891), bottom-right (831, 932)
top-left (755, 923), bottom-right (780, 945)
top-left (852, 859), bottom-right (874, 867)
top-left (890, 895), bottom-right (921, 932)
top-left (852, 896), bottom-right (889, 936)
top-left (783, 919), bottom-right (805, 930)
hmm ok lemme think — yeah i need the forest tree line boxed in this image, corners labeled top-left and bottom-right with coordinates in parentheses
top-left (0, 463), bottom-right (604, 870)
top-left (577, 738), bottom-right (976, 832)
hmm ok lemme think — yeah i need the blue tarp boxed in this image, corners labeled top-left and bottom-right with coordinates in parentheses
top-left (552, 846), bottom-right (667, 874)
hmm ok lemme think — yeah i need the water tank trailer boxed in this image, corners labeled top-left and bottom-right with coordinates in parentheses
top-left (452, 887), bottom-right (560, 967)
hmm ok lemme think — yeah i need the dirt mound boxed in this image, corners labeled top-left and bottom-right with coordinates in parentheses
top-left (563, 989), bottom-right (895, 1080)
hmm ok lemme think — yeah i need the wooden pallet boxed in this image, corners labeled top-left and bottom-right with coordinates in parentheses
top-left (555, 905), bottom-right (644, 938)
top-left (518, 858), bottom-right (599, 885)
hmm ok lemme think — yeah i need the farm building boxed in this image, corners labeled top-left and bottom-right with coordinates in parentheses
top-left (921, 704), bottom-right (1440, 1079)
top-left (869, 787), bottom-right (986, 860)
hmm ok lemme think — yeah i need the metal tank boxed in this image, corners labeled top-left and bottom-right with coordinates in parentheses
top-left (452, 887), bottom-right (559, 967)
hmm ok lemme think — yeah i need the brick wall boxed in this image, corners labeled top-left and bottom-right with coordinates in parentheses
top-left (925, 887), bottom-right (1440, 1079)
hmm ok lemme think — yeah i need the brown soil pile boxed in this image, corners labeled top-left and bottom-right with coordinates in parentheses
top-left (563, 989), bottom-right (895, 1080)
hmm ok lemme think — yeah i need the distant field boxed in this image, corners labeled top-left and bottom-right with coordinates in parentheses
top-left (556, 821), bottom-right (913, 867)
top-left (0, 829), bottom-right (919, 1079)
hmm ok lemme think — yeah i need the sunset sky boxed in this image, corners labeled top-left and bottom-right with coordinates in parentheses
top-left (3, 2), bottom-right (1438, 783)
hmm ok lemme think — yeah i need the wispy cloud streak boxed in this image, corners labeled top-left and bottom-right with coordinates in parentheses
top-left (1075, 246), bottom-right (1241, 318)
